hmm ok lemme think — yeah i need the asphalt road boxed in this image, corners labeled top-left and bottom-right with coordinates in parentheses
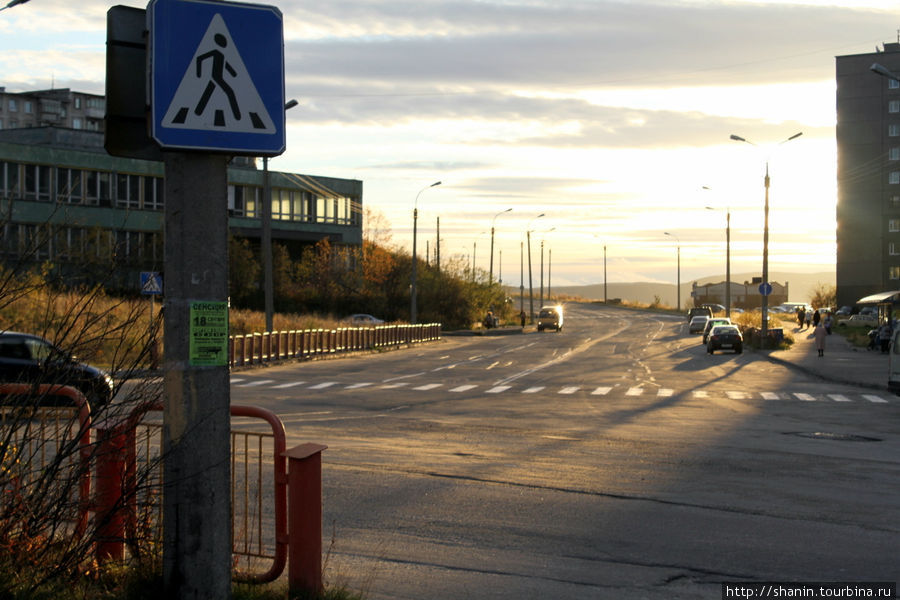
top-left (231, 303), bottom-right (900, 600)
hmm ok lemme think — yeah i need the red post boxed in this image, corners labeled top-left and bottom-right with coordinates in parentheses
top-left (94, 420), bottom-right (135, 562)
top-left (284, 443), bottom-right (327, 596)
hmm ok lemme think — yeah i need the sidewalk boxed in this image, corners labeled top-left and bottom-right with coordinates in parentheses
top-left (767, 325), bottom-right (892, 391)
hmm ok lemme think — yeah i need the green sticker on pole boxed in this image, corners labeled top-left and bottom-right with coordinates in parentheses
top-left (189, 301), bottom-right (229, 366)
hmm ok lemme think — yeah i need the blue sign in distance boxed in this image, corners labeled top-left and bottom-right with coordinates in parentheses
top-left (149, 0), bottom-right (285, 155)
top-left (140, 271), bottom-right (164, 295)
top-left (758, 282), bottom-right (773, 296)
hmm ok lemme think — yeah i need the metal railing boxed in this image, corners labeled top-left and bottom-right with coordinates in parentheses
top-left (230, 322), bottom-right (442, 367)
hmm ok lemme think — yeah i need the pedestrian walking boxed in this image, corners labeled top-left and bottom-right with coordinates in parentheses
top-left (805, 310), bottom-right (812, 329)
top-left (812, 308), bottom-right (821, 328)
top-left (824, 313), bottom-right (833, 334)
top-left (520, 310), bottom-right (526, 327)
top-left (814, 322), bottom-right (826, 357)
top-left (797, 307), bottom-right (805, 329)
top-left (878, 322), bottom-right (892, 353)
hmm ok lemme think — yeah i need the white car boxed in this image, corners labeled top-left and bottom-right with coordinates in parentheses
top-left (688, 315), bottom-right (709, 334)
top-left (346, 314), bottom-right (385, 325)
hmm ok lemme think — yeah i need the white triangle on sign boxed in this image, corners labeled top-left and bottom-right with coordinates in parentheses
top-left (162, 13), bottom-right (275, 134)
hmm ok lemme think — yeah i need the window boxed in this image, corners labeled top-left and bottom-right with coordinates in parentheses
top-left (23, 101), bottom-right (32, 114)
top-left (72, 118), bottom-right (82, 130)
top-left (1, 162), bottom-right (20, 198)
top-left (74, 97), bottom-right (81, 109)
top-left (85, 171), bottom-right (111, 206)
top-left (116, 173), bottom-right (141, 208)
top-left (144, 176), bottom-right (163, 210)
top-left (8, 99), bottom-right (16, 112)
top-left (0, 119), bottom-right (3, 129)
top-left (56, 168), bottom-right (83, 203)
top-left (891, 266), bottom-right (900, 280)
top-left (891, 243), bottom-right (900, 256)
top-left (890, 124), bottom-right (900, 137)
top-left (23, 164), bottom-right (51, 201)
top-left (891, 100), bottom-right (900, 113)
top-left (892, 172), bottom-right (900, 185)
top-left (892, 148), bottom-right (900, 161)
top-left (227, 185), bottom-right (257, 217)
top-left (890, 219), bottom-right (900, 233)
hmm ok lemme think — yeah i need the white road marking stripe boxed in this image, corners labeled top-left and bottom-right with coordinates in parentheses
top-left (309, 382), bottom-right (338, 390)
top-left (239, 379), bottom-right (275, 387)
top-left (230, 378), bottom-right (246, 384)
top-left (486, 386), bottom-right (511, 394)
top-left (380, 383), bottom-right (409, 389)
top-left (522, 386), bottom-right (545, 394)
top-left (591, 386), bottom-right (612, 395)
top-left (559, 386), bottom-right (580, 395)
top-left (625, 387), bottom-right (643, 396)
top-left (725, 391), bottom-right (746, 399)
top-left (828, 394), bottom-right (852, 402)
top-left (692, 390), bottom-right (708, 398)
top-left (657, 388), bottom-right (674, 397)
top-left (450, 385), bottom-right (477, 392)
top-left (794, 393), bottom-right (816, 402)
top-left (345, 382), bottom-right (373, 389)
top-left (863, 394), bottom-right (888, 403)
top-left (760, 392), bottom-right (780, 400)
top-left (413, 383), bottom-right (442, 391)
top-left (272, 381), bottom-right (306, 389)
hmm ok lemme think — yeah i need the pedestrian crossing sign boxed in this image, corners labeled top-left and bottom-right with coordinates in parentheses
top-left (149, 0), bottom-right (285, 155)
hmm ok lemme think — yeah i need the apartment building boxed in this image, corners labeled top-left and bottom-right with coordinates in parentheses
top-left (835, 42), bottom-right (900, 307)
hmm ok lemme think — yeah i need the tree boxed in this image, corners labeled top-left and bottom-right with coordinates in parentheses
top-left (809, 283), bottom-right (837, 309)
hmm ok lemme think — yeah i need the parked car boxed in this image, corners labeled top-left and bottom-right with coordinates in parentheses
top-left (687, 306), bottom-right (712, 322)
top-left (346, 314), bottom-right (385, 325)
top-left (835, 306), bottom-right (853, 316)
top-left (702, 317), bottom-right (732, 345)
top-left (701, 303), bottom-right (726, 314)
top-left (0, 331), bottom-right (114, 408)
top-left (707, 325), bottom-right (743, 354)
top-left (537, 305), bottom-right (564, 332)
top-left (845, 313), bottom-right (878, 327)
top-left (688, 315), bottom-right (710, 334)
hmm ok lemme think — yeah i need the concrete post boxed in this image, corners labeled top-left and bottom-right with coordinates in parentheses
top-left (162, 152), bottom-right (232, 600)
top-left (284, 443), bottom-right (327, 596)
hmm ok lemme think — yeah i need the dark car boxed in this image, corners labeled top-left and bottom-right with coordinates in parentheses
top-left (707, 325), bottom-right (743, 354)
top-left (687, 306), bottom-right (712, 321)
top-left (0, 331), bottom-right (114, 408)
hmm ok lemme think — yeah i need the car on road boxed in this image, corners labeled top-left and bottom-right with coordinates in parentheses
top-left (687, 306), bottom-right (712, 321)
top-left (707, 325), bottom-right (743, 354)
top-left (702, 317), bottom-right (732, 345)
top-left (346, 314), bottom-right (385, 326)
top-left (845, 313), bottom-right (878, 327)
top-left (0, 331), bottom-right (114, 408)
top-left (688, 315), bottom-right (709, 334)
top-left (537, 305), bottom-right (563, 332)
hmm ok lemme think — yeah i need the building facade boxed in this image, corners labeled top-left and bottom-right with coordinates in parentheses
top-left (690, 280), bottom-right (788, 310)
top-left (835, 42), bottom-right (900, 307)
top-left (0, 88), bottom-right (106, 132)
top-left (0, 93), bottom-right (362, 291)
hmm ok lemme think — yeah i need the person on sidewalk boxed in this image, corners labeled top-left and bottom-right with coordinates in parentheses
top-left (812, 308), bottom-right (821, 328)
top-left (797, 307), bottom-right (806, 330)
top-left (814, 322), bottom-right (826, 357)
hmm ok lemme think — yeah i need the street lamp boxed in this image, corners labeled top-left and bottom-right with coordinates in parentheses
top-left (664, 232), bottom-right (680, 311)
top-left (704, 188), bottom-right (731, 319)
top-left (871, 62), bottom-right (900, 82)
top-left (0, 0), bottom-right (30, 10)
top-left (539, 227), bottom-right (555, 308)
top-left (262, 98), bottom-right (299, 332)
top-left (411, 181), bottom-right (441, 324)
top-left (730, 132), bottom-right (802, 345)
top-left (489, 208), bottom-right (512, 285)
top-left (526, 214), bottom-right (545, 322)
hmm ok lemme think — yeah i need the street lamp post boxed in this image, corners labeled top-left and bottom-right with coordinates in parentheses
top-left (730, 132), bottom-right (802, 345)
top-left (489, 208), bottom-right (512, 284)
top-left (704, 190), bottom-right (731, 319)
top-left (539, 227), bottom-right (555, 307)
top-left (526, 214), bottom-right (545, 322)
top-left (262, 98), bottom-right (298, 332)
top-left (664, 232), bottom-right (680, 311)
top-left (411, 180), bottom-right (441, 324)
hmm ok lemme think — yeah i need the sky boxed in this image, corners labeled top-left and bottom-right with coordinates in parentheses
top-left (0, 0), bottom-right (897, 287)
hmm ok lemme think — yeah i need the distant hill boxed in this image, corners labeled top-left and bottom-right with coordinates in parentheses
top-left (542, 271), bottom-right (835, 307)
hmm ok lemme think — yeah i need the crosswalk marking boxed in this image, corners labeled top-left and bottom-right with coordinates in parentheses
top-left (863, 394), bottom-right (888, 403)
top-left (450, 385), bottom-right (477, 393)
top-left (230, 377), bottom-right (894, 404)
top-left (413, 383), bottom-right (442, 391)
top-left (272, 381), bottom-right (305, 389)
top-left (308, 382), bottom-right (338, 390)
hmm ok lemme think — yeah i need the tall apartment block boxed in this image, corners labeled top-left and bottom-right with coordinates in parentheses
top-left (836, 42), bottom-right (900, 307)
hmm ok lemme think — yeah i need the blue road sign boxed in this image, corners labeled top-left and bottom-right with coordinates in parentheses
top-left (758, 282), bottom-right (773, 296)
top-left (149, 0), bottom-right (285, 155)
top-left (141, 271), bottom-right (164, 295)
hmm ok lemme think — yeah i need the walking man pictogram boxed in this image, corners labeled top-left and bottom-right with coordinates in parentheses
top-left (194, 33), bottom-right (241, 121)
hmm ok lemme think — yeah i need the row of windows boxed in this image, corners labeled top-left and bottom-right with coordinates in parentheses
top-left (0, 161), bottom-right (361, 225)
top-left (0, 223), bottom-right (162, 265)
top-left (0, 118), bottom-right (101, 131)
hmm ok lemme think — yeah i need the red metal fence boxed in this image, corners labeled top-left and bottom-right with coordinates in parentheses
top-left (230, 322), bottom-right (441, 367)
